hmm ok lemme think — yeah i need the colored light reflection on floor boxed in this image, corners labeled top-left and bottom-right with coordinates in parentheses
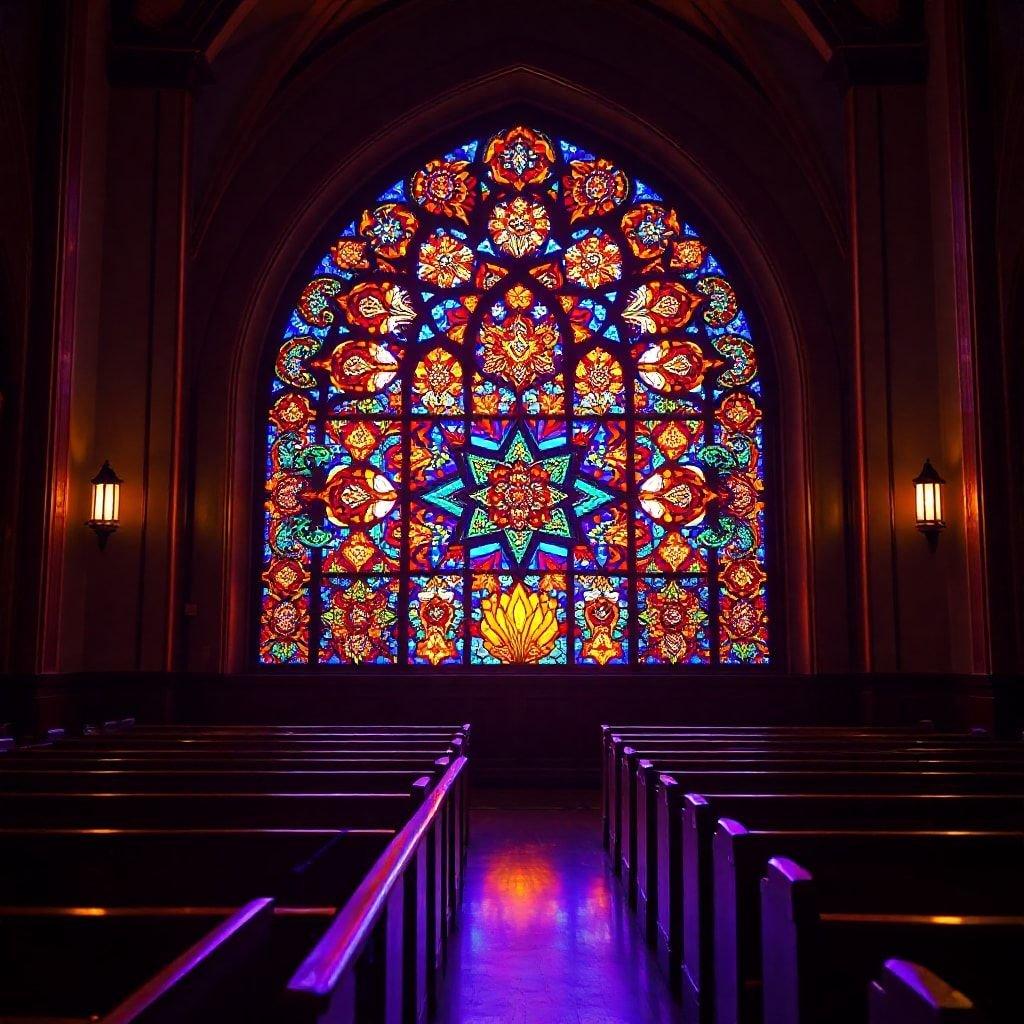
top-left (436, 799), bottom-right (679, 1024)
top-left (479, 849), bottom-right (562, 932)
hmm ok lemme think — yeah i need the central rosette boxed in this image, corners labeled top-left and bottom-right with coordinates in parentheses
top-left (485, 458), bottom-right (555, 533)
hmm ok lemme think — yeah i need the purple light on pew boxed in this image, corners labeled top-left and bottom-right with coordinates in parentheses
top-left (766, 856), bottom-right (813, 884)
top-left (290, 756), bottom-right (467, 995)
top-left (880, 959), bottom-right (974, 1011)
top-left (103, 898), bottom-right (273, 1023)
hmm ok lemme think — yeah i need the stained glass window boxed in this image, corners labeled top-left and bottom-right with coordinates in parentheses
top-left (259, 126), bottom-right (770, 667)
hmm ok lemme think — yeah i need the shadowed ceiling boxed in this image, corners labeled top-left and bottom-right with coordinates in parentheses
top-left (108, 0), bottom-right (924, 256)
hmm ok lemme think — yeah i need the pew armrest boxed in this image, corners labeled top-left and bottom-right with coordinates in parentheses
top-left (868, 960), bottom-right (975, 1024)
top-left (287, 756), bottom-right (468, 1012)
top-left (103, 898), bottom-right (275, 1024)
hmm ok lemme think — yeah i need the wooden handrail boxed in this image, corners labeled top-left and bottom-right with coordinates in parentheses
top-left (287, 755), bottom-right (467, 997)
top-left (103, 897), bottom-right (274, 1022)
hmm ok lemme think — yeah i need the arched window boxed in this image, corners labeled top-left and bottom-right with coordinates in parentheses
top-left (259, 126), bottom-right (769, 667)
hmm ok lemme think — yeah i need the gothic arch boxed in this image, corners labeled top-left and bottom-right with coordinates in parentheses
top-left (190, 65), bottom-right (837, 674)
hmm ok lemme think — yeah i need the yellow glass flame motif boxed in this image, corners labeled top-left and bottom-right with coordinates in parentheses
top-left (479, 581), bottom-right (559, 663)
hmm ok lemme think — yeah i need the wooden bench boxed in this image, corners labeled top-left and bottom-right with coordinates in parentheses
top-left (0, 724), bottom-right (470, 1021)
top-left (127, 723), bottom-right (469, 733)
top-left (0, 789), bottom-right (427, 828)
top-left (2, 754), bottom-right (455, 772)
top-left (0, 826), bottom-right (398, 906)
top-left (650, 789), bottom-right (1024, 990)
top-left (603, 732), bottom-right (1014, 863)
top-left (287, 755), bottom-right (469, 1024)
top-left (627, 766), bottom-right (1024, 1024)
top-left (599, 723), bottom-right (970, 842)
top-left (613, 740), bottom-right (1023, 872)
top-left (626, 755), bottom-right (1024, 914)
top-left (28, 741), bottom-right (461, 755)
top-left (762, 858), bottom-right (1024, 1024)
top-left (0, 900), bottom-right (338, 1023)
top-left (713, 826), bottom-right (1024, 1024)
top-left (0, 765), bottom-right (447, 793)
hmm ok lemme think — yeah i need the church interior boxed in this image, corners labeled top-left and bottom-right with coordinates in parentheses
top-left (1, 0), bottom-right (1022, 1020)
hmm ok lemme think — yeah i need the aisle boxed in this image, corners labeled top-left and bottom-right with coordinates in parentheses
top-left (435, 791), bottom-right (679, 1024)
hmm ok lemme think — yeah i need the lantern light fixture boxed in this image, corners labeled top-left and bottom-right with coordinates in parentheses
top-left (86, 461), bottom-right (122, 549)
top-left (913, 458), bottom-right (945, 552)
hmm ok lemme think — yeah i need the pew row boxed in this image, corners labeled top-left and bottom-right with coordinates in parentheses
top-left (598, 723), bottom-right (983, 849)
top-left (763, 858), bottom-right (1023, 1024)
top-left (287, 754), bottom-right (468, 1024)
top-left (629, 759), bottom-right (1024, 918)
top-left (0, 723), bottom-right (471, 1023)
top-left (0, 900), bottom-right (333, 1023)
top-left (0, 789), bottom-right (426, 828)
top-left (654, 789), bottom-right (1024, 992)
top-left (715, 825), bottom-right (1024, 1024)
top-left (604, 732), bottom-right (1018, 867)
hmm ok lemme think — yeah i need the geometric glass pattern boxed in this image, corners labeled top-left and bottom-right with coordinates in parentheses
top-left (260, 126), bottom-right (769, 666)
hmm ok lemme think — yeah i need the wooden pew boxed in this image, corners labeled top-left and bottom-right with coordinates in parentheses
top-left (638, 769), bottom-right (1024, 1024)
top-left (714, 825), bottom-right (1024, 1024)
top-left (625, 754), bottom-right (1024, 915)
top-left (868, 959), bottom-right (975, 1024)
top-left (0, 899), bottom-right (342, 1023)
top-left (0, 826), bottom-right (396, 906)
top-left (0, 789), bottom-right (426, 828)
top-left (33, 741), bottom-right (461, 755)
top-left (33, 743), bottom-right (465, 769)
top-left (621, 745), bottom-right (1024, 873)
top-left (613, 740), bottom-right (1023, 873)
top-left (651, 789), bottom-right (1024, 991)
top-left (603, 732), bottom-right (1015, 864)
top-left (128, 723), bottom-right (469, 732)
top-left (762, 858), bottom-right (1024, 1024)
top-left (287, 755), bottom-right (468, 1024)
top-left (609, 734), bottom-right (1021, 892)
top-left (599, 723), bottom-right (970, 822)
top-left (0, 766), bottom-right (446, 793)
top-left (60, 730), bottom-right (461, 741)
top-left (0, 725), bottom-right (470, 1021)
top-left (2, 754), bottom-right (453, 772)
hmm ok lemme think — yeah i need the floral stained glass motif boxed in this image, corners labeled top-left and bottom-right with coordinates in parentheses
top-left (260, 125), bottom-right (770, 666)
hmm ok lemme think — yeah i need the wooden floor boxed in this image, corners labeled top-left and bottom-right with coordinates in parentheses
top-left (435, 791), bottom-right (678, 1024)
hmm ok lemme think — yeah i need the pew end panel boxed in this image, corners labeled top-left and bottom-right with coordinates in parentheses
top-left (868, 960), bottom-right (975, 1024)
top-left (711, 818), bottom-right (758, 1024)
top-left (619, 746), bottom-right (640, 897)
top-left (635, 760), bottom-right (659, 941)
top-left (682, 793), bottom-right (716, 1024)
top-left (654, 774), bottom-right (681, 988)
top-left (760, 858), bottom-right (819, 1024)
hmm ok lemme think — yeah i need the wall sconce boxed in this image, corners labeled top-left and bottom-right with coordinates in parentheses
top-left (913, 458), bottom-right (945, 552)
top-left (86, 461), bottom-right (122, 549)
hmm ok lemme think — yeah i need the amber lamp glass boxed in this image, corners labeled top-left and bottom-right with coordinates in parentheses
top-left (913, 458), bottom-right (945, 551)
top-left (87, 461), bottom-right (122, 549)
